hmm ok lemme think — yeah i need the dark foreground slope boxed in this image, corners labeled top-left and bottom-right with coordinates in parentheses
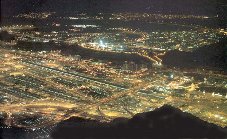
top-left (0, 105), bottom-right (226, 139)
top-left (51, 105), bottom-right (227, 139)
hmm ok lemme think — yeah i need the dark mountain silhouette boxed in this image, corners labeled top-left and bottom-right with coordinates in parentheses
top-left (0, 105), bottom-right (226, 138)
top-left (51, 105), bottom-right (227, 139)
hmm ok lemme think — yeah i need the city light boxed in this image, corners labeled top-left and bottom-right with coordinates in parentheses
top-left (0, 9), bottom-right (226, 133)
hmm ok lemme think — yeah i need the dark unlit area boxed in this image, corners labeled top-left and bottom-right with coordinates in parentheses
top-left (51, 105), bottom-right (227, 139)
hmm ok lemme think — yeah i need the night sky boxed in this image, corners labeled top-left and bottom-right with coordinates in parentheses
top-left (1, 0), bottom-right (226, 16)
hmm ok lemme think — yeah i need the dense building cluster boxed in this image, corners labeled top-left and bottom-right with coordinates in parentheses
top-left (0, 12), bottom-right (226, 130)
